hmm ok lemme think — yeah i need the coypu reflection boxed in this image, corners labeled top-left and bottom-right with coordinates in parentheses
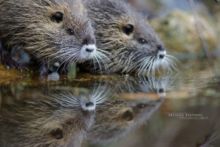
top-left (0, 85), bottom-right (109, 147)
top-left (115, 75), bottom-right (175, 98)
top-left (0, 76), bottom-right (172, 146)
top-left (86, 76), bottom-right (169, 145)
top-left (87, 95), bottom-right (164, 145)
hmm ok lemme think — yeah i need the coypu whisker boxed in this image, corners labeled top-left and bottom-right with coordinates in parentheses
top-left (91, 49), bottom-right (111, 72)
top-left (138, 56), bottom-right (153, 76)
top-left (137, 76), bottom-right (175, 97)
top-left (52, 92), bottom-right (81, 108)
top-left (138, 56), bottom-right (152, 75)
top-left (136, 53), bottom-right (178, 76)
top-left (90, 85), bottom-right (110, 105)
top-left (94, 55), bottom-right (103, 72)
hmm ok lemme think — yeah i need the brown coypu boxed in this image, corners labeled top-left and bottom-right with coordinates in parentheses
top-left (81, 0), bottom-right (176, 75)
top-left (86, 95), bottom-right (164, 144)
top-left (0, 0), bottom-right (99, 74)
top-left (0, 85), bottom-right (109, 147)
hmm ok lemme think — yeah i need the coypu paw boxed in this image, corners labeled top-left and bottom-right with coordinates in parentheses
top-left (0, 43), bottom-right (30, 69)
top-left (40, 63), bottom-right (61, 81)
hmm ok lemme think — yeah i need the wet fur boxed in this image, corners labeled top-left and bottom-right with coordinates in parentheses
top-left (0, 85), bottom-right (109, 147)
top-left (0, 0), bottom-right (95, 71)
top-left (82, 0), bottom-right (176, 75)
top-left (87, 97), bottom-right (164, 144)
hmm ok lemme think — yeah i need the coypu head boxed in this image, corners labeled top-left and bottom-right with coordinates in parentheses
top-left (87, 98), bottom-right (164, 144)
top-left (0, 0), bottom-right (98, 66)
top-left (0, 86), bottom-right (104, 147)
top-left (83, 0), bottom-right (175, 75)
top-left (115, 75), bottom-right (175, 98)
top-left (51, 86), bottom-right (110, 112)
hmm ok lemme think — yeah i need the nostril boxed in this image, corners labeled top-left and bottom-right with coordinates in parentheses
top-left (85, 102), bottom-right (94, 107)
top-left (159, 54), bottom-right (165, 59)
top-left (85, 48), bottom-right (94, 53)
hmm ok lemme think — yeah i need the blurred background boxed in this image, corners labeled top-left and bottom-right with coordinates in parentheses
top-left (139, 0), bottom-right (220, 60)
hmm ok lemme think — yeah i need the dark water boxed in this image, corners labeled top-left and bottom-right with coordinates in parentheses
top-left (0, 59), bottom-right (220, 147)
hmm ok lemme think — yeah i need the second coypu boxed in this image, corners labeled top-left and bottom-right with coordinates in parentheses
top-left (0, 0), bottom-right (99, 73)
top-left (82, 0), bottom-right (176, 75)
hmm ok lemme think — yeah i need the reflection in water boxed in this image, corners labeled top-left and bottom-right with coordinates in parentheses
top-left (0, 85), bottom-right (109, 147)
top-left (0, 60), bottom-right (220, 147)
top-left (0, 76), bottom-right (172, 147)
top-left (85, 76), bottom-right (170, 145)
top-left (115, 75), bottom-right (175, 98)
top-left (87, 96), bottom-right (164, 145)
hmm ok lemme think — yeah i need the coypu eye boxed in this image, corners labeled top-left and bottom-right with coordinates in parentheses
top-left (138, 38), bottom-right (148, 44)
top-left (51, 11), bottom-right (63, 23)
top-left (66, 28), bottom-right (75, 35)
top-left (122, 24), bottom-right (134, 35)
top-left (136, 103), bottom-right (148, 109)
top-left (121, 109), bottom-right (134, 121)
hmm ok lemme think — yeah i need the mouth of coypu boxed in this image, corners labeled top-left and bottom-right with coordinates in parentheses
top-left (136, 50), bottom-right (177, 75)
top-left (82, 48), bottom-right (177, 75)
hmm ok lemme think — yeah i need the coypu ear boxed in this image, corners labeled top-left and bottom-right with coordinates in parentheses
top-left (50, 12), bottom-right (64, 23)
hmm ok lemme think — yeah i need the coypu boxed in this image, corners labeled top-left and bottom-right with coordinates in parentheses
top-left (0, 85), bottom-right (109, 147)
top-left (0, 0), bottom-right (99, 74)
top-left (87, 95), bottom-right (164, 144)
top-left (81, 0), bottom-right (176, 75)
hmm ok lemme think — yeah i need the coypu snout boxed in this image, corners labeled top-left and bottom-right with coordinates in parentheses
top-left (80, 44), bottom-right (97, 61)
top-left (82, 101), bottom-right (96, 111)
top-left (156, 45), bottom-right (167, 60)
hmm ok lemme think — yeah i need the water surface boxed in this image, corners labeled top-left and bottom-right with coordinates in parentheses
top-left (0, 59), bottom-right (220, 147)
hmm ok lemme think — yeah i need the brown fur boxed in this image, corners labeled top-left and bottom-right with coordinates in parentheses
top-left (81, 0), bottom-right (175, 75)
top-left (87, 97), bottom-right (164, 144)
top-left (0, 87), bottom-right (97, 147)
top-left (0, 0), bottom-right (96, 71)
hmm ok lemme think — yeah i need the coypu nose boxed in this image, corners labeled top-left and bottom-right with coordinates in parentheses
top-left (157, 45), bottom-right (166, 59)
top-left (80, 44), bottom-right (97, 60)
top-left (85, 102), bottom-right (94, 107)
top-left (84, 44), bottom-right (97, 53)
top-left (85, 48), bottom-right (94, 53)
top-left (159, 54), bottom-right (165, 59)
